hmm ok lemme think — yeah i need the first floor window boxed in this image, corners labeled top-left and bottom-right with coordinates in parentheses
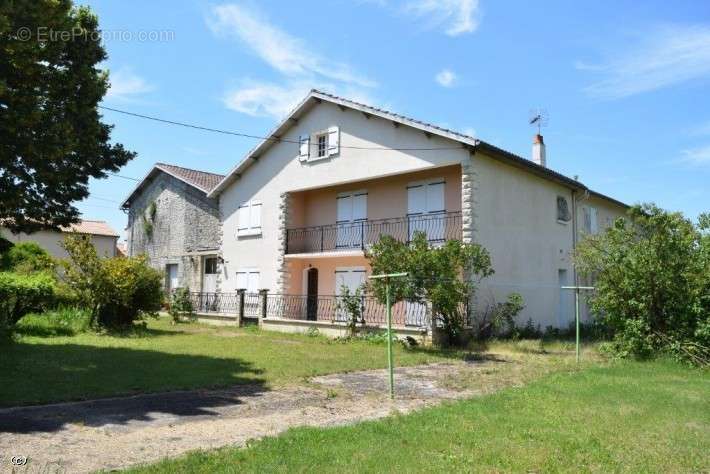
top-left (557, 196), bottom-right (571, 222)
top-left (238, 200), bottom-right (262, 237)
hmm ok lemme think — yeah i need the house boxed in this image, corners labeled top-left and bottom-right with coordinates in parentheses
top-left (201, 90), bottom-right (627, 333)
top-left (121, 163), bottom-right (224, 293)
top-left (1, 220), bottom-right (120, 259)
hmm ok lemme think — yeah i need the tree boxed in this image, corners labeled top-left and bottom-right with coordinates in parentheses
top-left (367, 232), bottom-right (494, 344)
top-left (61, 234), bottom-right (163, 328)
top-left (576, 203), bottom-right (710, 363)
top-left (0, 0), bottom-right (135, 233)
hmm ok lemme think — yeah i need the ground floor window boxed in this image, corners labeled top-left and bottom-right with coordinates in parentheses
top-left (236, 268), bottom-right (260, 294)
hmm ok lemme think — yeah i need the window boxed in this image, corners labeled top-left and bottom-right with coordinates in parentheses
top-left (317, 133), bottom-right (327, 157)
top-left (556, 196), bottom-right (571, 222)
top-left (299, 126), bottom-right (340, 163)
top-left (238, 200), bottom-right (262, 237)
top-left (204, 257), bottom-right (218, 274)
top-left (582, 206), bottom-right (598, 234)
top-left (236, 268), bottom-right (260, 294)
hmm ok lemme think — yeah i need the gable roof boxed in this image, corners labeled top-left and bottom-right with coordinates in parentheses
top-left (207, 90), bottom-right (627, 208)
top-left (61, 220), bottom-right (119, 237)
top-left (121, 163), bottom-right (225, 209)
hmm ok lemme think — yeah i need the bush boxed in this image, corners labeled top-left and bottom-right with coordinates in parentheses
top-left (335, 284), bottom-right (364, 337)
top-left (61, 234), bottom-right (164, 328)
top-left (473, 293), bottom-right (525, 340)
top-left (15, 307), bottom-right (92, 337)
top-left (169, 287), bottom-right (195, 324)
top-left (576, 204), bottom-right (710, 365)
top-left (0, 241), bottom-right (55, 273)
top-left (0, 272), bottom-right (56, 339)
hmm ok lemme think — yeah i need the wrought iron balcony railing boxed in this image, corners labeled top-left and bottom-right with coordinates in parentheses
top-left (285, 211), bottom-right (462, 254)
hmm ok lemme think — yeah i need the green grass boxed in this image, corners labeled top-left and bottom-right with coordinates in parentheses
top-left (129, 359), bottom-right (709, 474)
top-left (0, 316), bottom-right (458, 407)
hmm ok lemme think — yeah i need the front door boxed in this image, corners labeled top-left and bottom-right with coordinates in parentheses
top-left (336, 191), bottom-right (367, 249)
top-left (407, 180), bottom-right (445, 243)
top-left (335, 267), bottom-right (366, 321)
top-left (202, 257), bottom-right (218, 293)
top-left (306, 268), bottom-right (318, 320)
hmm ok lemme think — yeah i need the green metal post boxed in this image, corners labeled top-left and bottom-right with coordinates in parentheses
top-left (386, 278), bottom-right (394, 399)
top-left (368, 271), bottom-right (407, 399)
top-left (575, 287), bottom-right (580, 364)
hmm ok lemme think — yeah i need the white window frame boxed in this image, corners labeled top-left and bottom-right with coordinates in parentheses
top-left (237, 200), bottom-right (262, 237)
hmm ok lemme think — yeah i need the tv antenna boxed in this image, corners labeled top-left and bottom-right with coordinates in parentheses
top-left (529, 109), bottom-right (549, 135)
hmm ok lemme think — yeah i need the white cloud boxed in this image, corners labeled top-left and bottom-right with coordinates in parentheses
top-left (679, 145), bottom-right (710, 166)
top-left (207, 4), bottom-right (376, 88)
top-left (462, 127), bottom-right (476, 138)
top-left (579, 25), bottom-right (710, 99)
top-left (404, 0), bottom-right (480, 36)
top-left (223, 81), bottom-right (379, 120)
top-left (105, 68), bottom-right (153, 101)
top-left (435, 69), bottom-right (457, 87)
top-left (689, 121), bottom-right (710, 136)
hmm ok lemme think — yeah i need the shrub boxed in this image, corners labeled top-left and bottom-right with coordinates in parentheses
top-left (0, 241), bottom-right (55, 273)
top-left (576, 204), bottom-right (710, 364)
top-left (169, 287), bottom-right (196, 324)
top-left (15, 307), bottom-right (92, 337)
top-left (473, 293), bottom-right (525, 340)
top-left (0, 272), bottom-right (56, 339)
top-left (61, 234), bottom-right (164, 328)
top-left (335, 284), bottom-right (364, 336)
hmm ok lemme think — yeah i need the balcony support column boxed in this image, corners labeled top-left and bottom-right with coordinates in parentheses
top-left (276, 192), bottom-right (292, 294)
top-left (461, 157), bottom-right (480, 320)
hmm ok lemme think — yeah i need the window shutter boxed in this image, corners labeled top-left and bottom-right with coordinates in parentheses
top-left (426, 182), bottom-right (445, 213)
top-left (327, 126), bottom-right (340, 156)
top-left (247, 271), bottom-right (260, 293)
top-left (250, 202), bottom-right (262, 230)
top-left (238, 204), bottom-right (250, 232)
top-left (299, 135), bottom-right (310, 161)
top-left (590, 207), bottom-right (598, 234)
top-left (236, 271), bottom-right (247, 290)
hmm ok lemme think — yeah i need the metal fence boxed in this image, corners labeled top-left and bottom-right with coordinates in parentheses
top-left (286, 211), bottom-right (462, 254)
top-left (264, 294), bottom-right (431, 327)
top-left (188, 292), bottom-right (436, 328)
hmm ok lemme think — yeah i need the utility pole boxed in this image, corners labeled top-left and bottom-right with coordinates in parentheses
top-left (561, 285), bottom-right (595, 363)
top-left (368, 272), bottom-right (408, 399)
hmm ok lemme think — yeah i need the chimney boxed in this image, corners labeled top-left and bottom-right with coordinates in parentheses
top-left (532, 134), bottom-right (546, 167)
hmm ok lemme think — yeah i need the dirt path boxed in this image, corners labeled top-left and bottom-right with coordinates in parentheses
top-left (0, 360), bottom-right (508, 473)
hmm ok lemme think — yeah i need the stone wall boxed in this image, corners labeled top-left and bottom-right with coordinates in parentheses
top-left (126, 172), bottom-right (221, 291)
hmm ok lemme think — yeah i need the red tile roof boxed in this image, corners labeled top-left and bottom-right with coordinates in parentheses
top-left (155, 163), bottom-right (225, 193)
top-left (61, 220), bottom-right (119, 237)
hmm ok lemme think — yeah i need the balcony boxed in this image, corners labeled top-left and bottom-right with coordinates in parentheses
top-left (285, 211), bottom-right (462, 255)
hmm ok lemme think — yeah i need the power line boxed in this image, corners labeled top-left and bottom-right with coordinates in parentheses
top-left (108, 172), bottom-right (140, 182)
top-left (98, 105), bottom-right (467, 151)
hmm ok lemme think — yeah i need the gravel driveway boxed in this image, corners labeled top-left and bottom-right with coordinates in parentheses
top-left (0, 362), bottom-right (487, 473)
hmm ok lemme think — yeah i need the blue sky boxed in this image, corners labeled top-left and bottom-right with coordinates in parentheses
top-left (78, 0), bottom-right (710, 240)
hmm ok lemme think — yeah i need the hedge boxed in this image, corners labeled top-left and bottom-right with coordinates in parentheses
top-left (0, 272), bottom-right (56, 330)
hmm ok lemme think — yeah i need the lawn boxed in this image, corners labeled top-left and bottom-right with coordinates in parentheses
top-left (0, 315), bottom-right (458, 407)
top-left (129, 359), bottom-right (709, 473)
